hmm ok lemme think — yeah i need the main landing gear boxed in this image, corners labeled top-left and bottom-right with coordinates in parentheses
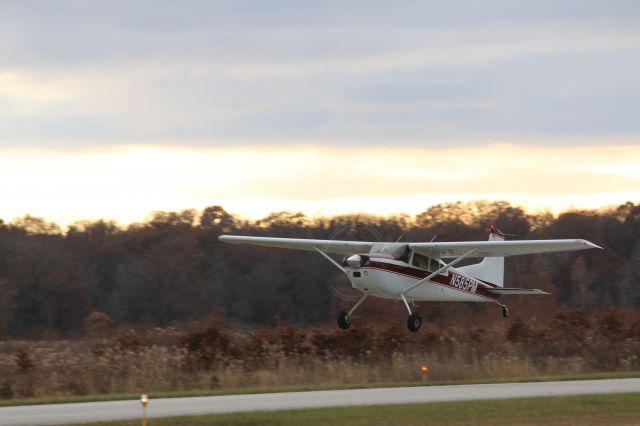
top-left (407, 313), bottom-right (422, 332)
top-left (401, 294), bottom-right (422, 332)
top-left (336, 293), bottom-right (423, 332)
top-left (336, 294), bottom-right (368, 330)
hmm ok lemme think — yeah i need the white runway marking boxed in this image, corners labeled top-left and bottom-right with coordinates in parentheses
top-left (1, 379), bottom-right (639, 426)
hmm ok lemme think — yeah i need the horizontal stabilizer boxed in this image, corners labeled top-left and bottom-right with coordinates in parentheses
top-left (485, 288), bottom-right (550, 295)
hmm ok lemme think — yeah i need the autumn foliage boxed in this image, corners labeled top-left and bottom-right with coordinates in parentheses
top-left (0, 201), bottom-right (638, 337)
top-left (0, 201), bottom-right (639, 399)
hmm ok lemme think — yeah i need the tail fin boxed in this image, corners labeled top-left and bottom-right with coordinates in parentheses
top-left (458, 225), bottom-right (505, 287)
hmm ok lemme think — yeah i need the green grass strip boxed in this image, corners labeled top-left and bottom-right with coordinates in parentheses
top-left (55, 392), bottom-right (640, 426)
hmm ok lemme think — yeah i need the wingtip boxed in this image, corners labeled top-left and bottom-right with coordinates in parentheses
top-left (585, 240), bottom-right (603, 250)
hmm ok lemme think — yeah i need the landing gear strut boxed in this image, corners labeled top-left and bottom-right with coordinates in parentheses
top-left (336, 294), bottom-right (368, 330)
top-left (500, 304), bottom-right (509, 318)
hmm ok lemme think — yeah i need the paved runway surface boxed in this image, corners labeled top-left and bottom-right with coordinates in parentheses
top-left (2, 378), bottom-right (639, 425)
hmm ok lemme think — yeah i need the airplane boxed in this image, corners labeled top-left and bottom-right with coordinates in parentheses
top-left (218, 226), bottom-right (601, 332)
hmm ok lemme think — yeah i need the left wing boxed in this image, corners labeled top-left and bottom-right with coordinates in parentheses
top-left (409, 239), bottom-right (600, 258)
top-left (218, 235), bottom-right (373, 255)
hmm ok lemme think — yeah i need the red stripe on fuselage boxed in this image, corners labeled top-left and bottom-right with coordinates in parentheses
top-left (365, 260), bottom-right (499, 301)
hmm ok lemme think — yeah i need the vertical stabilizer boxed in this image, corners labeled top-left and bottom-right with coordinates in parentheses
top-left (458, 226), bottom-right (505, 287)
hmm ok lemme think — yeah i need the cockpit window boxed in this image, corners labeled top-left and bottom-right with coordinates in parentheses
top-left (370, 243), bottom-right (410, 262)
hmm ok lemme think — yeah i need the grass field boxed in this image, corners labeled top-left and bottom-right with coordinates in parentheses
top-left (1, 370), bottom-right (638, 408)
top-left (4, 312), bottom-right (639, 403)
top-left (61, 393), bottom-right (640, 426)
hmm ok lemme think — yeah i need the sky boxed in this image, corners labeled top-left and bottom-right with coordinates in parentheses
top-left (0, 1), bottom-right (639, 226)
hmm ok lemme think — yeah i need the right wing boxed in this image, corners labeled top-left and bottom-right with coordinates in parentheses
top-left (409, 239), bottom-right (600, 258)
top-left (218, 235), bottom-right (373, 255)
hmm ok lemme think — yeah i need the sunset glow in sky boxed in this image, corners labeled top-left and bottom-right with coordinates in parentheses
top-left (1, 1), bottom-right (639, 225)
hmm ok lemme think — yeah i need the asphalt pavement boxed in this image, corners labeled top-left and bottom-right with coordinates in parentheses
top-left (1, 378), bottom-right (639, 425)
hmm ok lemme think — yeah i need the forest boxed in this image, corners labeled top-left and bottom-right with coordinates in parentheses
top-left (0, 200), bottom-right (639, 338)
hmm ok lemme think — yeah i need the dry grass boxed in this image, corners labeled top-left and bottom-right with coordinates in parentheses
top-left (1, 308), bottom-right (639, 400)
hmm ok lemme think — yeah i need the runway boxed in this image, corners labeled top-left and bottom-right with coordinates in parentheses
top-left (2, 378), bottom-right (639, 426)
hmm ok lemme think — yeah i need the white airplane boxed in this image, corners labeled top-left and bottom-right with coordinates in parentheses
top-left (219, 227), bottom-right (600, 332)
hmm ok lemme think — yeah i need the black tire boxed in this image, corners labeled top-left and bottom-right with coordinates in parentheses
top-left (502, 306), bottom-right (509, 318)
top-left (407, 313), bottom-right (422, 332)
top-left (337, 311), bottom-right (351, 329)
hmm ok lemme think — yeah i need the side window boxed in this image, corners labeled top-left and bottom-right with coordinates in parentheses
top-left (412, 253), bottom-right (430, 270)
top-left (412, 253), bottom-right (446, 273)
top-left (430, 258), bottom-right (441, 272)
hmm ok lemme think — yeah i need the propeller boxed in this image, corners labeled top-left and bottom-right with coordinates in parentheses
top-left (321, 224), bottom-right (382, 299)
top-left (328, 283), bottom-right (363, 301)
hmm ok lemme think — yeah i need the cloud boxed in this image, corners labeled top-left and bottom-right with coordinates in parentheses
top-left (0, 1), bottom-right (639, 148)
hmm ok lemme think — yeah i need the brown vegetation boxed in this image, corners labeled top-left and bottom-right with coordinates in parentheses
top-left (0, 307), bottom-right (639, 400)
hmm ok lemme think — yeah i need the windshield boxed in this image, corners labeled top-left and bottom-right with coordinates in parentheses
top-left (370, 243), bottom-right (410, 261)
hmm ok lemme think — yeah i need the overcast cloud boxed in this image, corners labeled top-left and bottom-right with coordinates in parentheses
top-left (1, 1), bottom-right (639, 148)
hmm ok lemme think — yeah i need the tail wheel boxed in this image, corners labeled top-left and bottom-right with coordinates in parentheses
top-left (407, 313), bottom-right (422, 332)
top-left (502, 306), bottom-right (509, 318)
top-left (337, 311), bottom-right (351, 330)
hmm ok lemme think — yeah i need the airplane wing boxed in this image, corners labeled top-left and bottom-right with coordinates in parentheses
top-left (218, 235), bottom-right (374, 255)
top-left (220, 235), bottom-right (601, 258)
top-left (409, 239), bottom-right (600, 258)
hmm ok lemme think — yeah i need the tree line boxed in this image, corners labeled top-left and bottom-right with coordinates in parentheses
top-left (0, 201), bottom-right (639, 338)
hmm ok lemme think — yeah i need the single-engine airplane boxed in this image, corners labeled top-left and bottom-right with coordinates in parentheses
top-left (219, 227), bottom-right (600, 332)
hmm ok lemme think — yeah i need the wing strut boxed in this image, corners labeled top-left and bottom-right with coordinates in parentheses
top-left (400, 248), bottom-right (478, 297)
top-left (312, 246), bottom-right (349, 278)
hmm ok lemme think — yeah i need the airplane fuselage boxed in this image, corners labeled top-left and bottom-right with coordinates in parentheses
top-left (344, 256), bottom-right (499, 303)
